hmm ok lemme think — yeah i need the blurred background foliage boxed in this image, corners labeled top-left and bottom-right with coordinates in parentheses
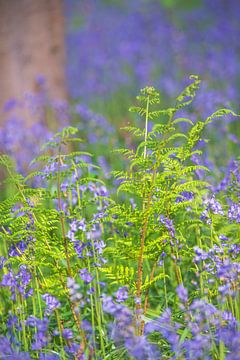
top-left (0, 0), bottom-right (239, 181)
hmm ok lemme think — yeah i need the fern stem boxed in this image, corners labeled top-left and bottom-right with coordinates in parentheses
top-left (143, 95), bottom-right (150, 159)
top-left (55, 309), bottom-right (68, 360)
top-left (136, 168), bottom-right (157, 335)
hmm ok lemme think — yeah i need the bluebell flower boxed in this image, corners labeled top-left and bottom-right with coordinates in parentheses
top-left (115, 286), bottom-right (128, 303)
top-left (42, 293), bottom-right (61, 314)
top-left (177, 284), bottom-right (188, 303)
top-left (79, 268), bottom-right (94, 284)
top-left (8, 240), bottom-right (28, 257)
top-left (0, 335), bottom-right (32, 359)
top-left (159, 215), bottom-right (175, 238)
top-left (228, 201), bottom-right (240, 223)
top-left (62, 328), bottom-right (73, 340)
top-left (67, 277), bottom-right (82, 302)
top-left (125, 335), bottom-right (160, 360)
top-left (0, 256), bottom-right (7, 269)
top-left (39, 353), bottom-right (60, 360)
top-left (26, 316), bottom-right (49, 350)
top-left (176, 191), bottom-right (194, 203)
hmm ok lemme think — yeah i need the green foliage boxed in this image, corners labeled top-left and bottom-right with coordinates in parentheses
top-left (106, 75), bottom-right (237, 311)
top-left (0, 78), bottom-right (239, 358)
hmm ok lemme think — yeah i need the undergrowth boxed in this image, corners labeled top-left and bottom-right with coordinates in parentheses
top-left (0, 76), bottom-right (240, 359)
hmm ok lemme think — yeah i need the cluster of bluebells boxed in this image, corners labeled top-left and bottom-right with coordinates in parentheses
top-left (66, 0), bottom-right (240, 111)
top-left (193, 234), bottom-right (240, 301)
top-left (42, 293), bottom-right (61, 316)
top-left (201, 194), bottom-right (224, 224)
top-left (63, 0), bottom-right (240, 179)
top-left (214, 159), bottom-right (240, 193)
top-left (102, 294), bottom-right (160, 359)
top-left (0, 336), bottom-right (61, 360)
top-left (1, 265), bottom-right (32, 301)
top-left (143, 284), bottom-right (240, 360)
top-left (228, 201), bottom-right (240, 223)
top-left (25, 316), bottom-right (50, 351)
top-left (159, 215), bottom-right (175, 239)
top-left (101, 281), bottom-right (240, 359)
top-left (0, 336), bottom-right (32, 360)
top-left (159, 215), bottom-right (183, 264)
top-left (176, 191), bottom-right (194, 204)
top-left (67, 218), bottom-right (107, 265)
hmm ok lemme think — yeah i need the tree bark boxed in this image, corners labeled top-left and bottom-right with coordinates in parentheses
top-left (0, 0), bottom-right (66, 123)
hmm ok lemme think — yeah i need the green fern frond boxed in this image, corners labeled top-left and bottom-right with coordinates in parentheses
top-left (176, 74), bottom-right (201, 109)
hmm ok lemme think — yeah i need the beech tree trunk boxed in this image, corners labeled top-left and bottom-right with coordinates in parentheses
top-left (0, 0), bottom-right (66, 122)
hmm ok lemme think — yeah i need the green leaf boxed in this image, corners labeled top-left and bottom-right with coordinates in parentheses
top-left (205, 109), bottom-right (238, 124)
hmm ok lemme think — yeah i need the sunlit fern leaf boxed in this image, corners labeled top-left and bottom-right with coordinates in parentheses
top-left (205, 108), bottom-right (238, 124)
top-left (142, 273), bottom-right (169, 291)
top-left (120, 126), bottom-right (145, 138)
top-left (172, 117), bottom-right (194, 126)
top-left (175, 74), bottom-right (201, 109)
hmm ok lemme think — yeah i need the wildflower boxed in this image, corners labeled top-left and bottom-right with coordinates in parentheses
top-left (125, 335), bottom-right (160, 360)
top-left (1, 265), bottom-right (32, 300)
top-left (39, 353), bottom-right (60, 359)
top-left (62, 329), bottom-right (73, 340)
top-left (145, 308), bottom-right (181, 355)
top-left (94, 239), bottom-right (106, 254)
top-left (8, 240), bottom-right (28, 257)
top-left (203, 194), bottom-right (224, 216)
top-left (159, 215), bottom-right (175, 238)
top-left (0, 256), bottom-right (7, 269)
top-left (67, 277), bottom-right (82, 302)
top-left (79, 268), bottom-right (94, 284)
top-left (42, 293), bottom-right (61, 314)
top-left (176, 191), bottom-right (194, 203)
top-left (177, 284), bottom-right (188, 303)
top-left (0, 335), bottom-right (32, 359)
top-left (228, 201), bottom-right (240, 223)
top-left (115, 286), bottom-right (128, 303)
top-left (25, 316), bottom-right (49, 350)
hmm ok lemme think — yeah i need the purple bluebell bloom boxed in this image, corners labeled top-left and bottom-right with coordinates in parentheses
top-left (42, 293), bottom-right (61, 314)
top-left (79, 268), bottom-right (94, 284)
top-left (177, 284), bottom-right (188, 303)
top-left (228, 201), bottom-right (240, 223)
top-left (115, 286), bottom-right (128, 303)
top-left (67, 277), bottom-right (83, 303)
top-left (159, 215), bottom-right (175, 238)
top-left (26, 316), bottom-right (49, 350)
top-left (62, 328), bottom-right (73, 340)
top-left (39, 354), bottom-right (60, 360)
top-left (0, 256), bottom-right (6, 269)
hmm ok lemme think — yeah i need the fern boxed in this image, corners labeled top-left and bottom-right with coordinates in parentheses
top-left (106, 75), bottom-right (237, 334)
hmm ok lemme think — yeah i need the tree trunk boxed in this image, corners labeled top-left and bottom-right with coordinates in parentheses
top-left (0, 0), bottom-right (66, 123)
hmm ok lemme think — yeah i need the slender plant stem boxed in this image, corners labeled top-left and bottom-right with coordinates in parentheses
top-left (57, 148), bottom-right (72, 278)
top-left (143, 96), bottom-right (150, 159)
